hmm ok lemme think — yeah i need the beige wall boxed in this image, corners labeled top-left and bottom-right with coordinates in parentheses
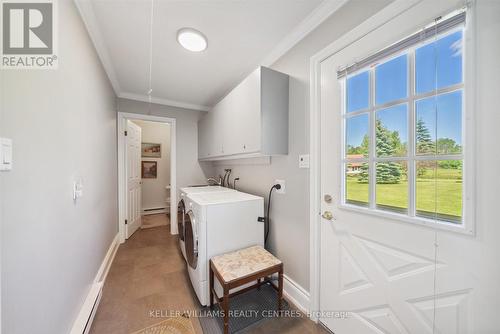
top-left (213, 0), bottom-right (393, 291)
top-left (0, 1), bottom-right (117, 333)
top-left (132, 120), bottom-right (171, 211)
top-left (117, 99), bottom-right (215, 203)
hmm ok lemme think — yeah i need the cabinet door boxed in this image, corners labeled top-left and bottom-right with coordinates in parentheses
top-left (226, 68), bottom-right (261, 155)
top-left (198, 116), bottom-right (209, 159)
top-left (209, 105), bottom-right (224, 157)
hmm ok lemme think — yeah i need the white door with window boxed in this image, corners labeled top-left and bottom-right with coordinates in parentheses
top-left (316, 2), bottom-right (498, 333)
top-left (126, 120), bottom-right (142, 238)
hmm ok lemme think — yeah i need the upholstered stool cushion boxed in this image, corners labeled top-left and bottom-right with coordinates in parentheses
top-left (211, 245), bottom-right (282, 282)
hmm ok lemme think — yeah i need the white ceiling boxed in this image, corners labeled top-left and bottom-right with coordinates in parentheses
top-left (76, 0), bottom-right (346, 111)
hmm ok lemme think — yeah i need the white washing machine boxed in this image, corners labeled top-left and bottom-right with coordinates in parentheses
top-left (184, 191), bottom-right (264, 306)
top-left (178, 186), bottom-right (235, 260)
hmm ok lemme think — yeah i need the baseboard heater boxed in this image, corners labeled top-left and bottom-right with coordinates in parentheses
top-left (142, 207), bottom-right (169, 215)
top-left (144, 207), bottom-right (165, 212)
top-left (70, 282), bottom-right (103, 334)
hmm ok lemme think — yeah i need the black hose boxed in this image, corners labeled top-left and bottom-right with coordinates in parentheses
top-left (265, 184), bottom-right (281, 246)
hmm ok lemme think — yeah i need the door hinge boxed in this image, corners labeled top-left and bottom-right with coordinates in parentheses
top-left (125, 219), bottom-right (128, 225)
top-left (124, 130), bottom-right (128, 136)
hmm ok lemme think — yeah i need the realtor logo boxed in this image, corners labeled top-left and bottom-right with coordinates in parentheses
top-left (1, 0), bottom-right (58, 69)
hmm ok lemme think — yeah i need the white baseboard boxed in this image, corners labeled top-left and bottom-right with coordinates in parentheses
top-left (95, 233), bottom-right (120, 283)
top-left (70, 233), bottom-right (119, 334)
top-left (283, 274), bottom-right (310, 315)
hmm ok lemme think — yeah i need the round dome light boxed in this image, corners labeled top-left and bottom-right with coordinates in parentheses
top-left (177, 28), bottom-right (207, 52)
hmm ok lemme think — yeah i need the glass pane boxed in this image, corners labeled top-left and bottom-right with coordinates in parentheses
top-left (346, 114), bottom-right (369, 158)
top-left (376, 161), bottom-right (408, 213)
top-left (376, 104), bottom-right (408, 157)
top-left (416, 30), bottom-right (463, 94)
top-left (437, 91), bottom-right (462, 154)
top-left (416, 160), bottom-right (462, 223)
top-left (346, 162), bottom-right (369, 206)
top-left (375, 54), bottom-right (408, 105)
top-left (415, 91), bottom-right (462, 155)
top-left (347, 71), bottom-right (369, 113)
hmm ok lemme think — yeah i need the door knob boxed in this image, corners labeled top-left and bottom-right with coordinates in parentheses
top-left (322, 211), bottom-right (334, 220)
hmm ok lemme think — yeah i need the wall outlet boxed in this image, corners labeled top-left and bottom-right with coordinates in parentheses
top-left (299, 154), bottom-right (309, 168)
top-left (274, 179), bottom-right (286, 194)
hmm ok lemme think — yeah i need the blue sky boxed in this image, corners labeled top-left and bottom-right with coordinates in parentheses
top-left (416, 91), bottom-right (462, 144)
top-left (346, 114), bottom-right (368, 149)
top-left (377, 104), bottom-right (408, 142)
top-left (346, 30), bottom-right (462, 149)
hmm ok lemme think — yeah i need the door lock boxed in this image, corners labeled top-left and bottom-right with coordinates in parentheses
top-left (322, 211), bottom-right (334, 220)
top-left (324, 194), bottom-right (333, 203)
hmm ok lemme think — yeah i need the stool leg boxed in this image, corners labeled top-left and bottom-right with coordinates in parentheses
top-left (223, 284), bottom-right (229, 334)
top-left (257, 278), bottom-right (261, 290)
top-left (209, 262), bottom-right (214, 308)
top-left (278, 267), bottom-right (283, 312)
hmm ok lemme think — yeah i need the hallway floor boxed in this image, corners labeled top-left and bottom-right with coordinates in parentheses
top-left (141, 213), bottom-right (170, 229)
top-left (90, 223), bottom-right (329, 334)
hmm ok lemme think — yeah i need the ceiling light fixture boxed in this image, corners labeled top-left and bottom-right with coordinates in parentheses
top-left (177, 28), bottom-right (207, 52)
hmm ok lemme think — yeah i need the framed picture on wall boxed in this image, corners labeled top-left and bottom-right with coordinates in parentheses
top-left (141, 161), bottom-right (157, 179)
top-left (141, 143), bottom-right (161, 158)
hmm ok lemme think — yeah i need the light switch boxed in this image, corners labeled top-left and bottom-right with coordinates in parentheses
top-left (0, 138), bottom-right (13, 171)
top-left (73, 179), bottom-right (84, 201)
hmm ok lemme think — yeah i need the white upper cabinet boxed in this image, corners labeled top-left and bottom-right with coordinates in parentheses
top-left (198, 66), bottom-right (289, 160)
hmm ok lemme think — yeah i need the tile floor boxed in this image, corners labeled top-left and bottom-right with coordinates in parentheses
top-left (90, 217), bottom-right (329, 334)
top-left (141, 213), bottom-right (170, 229)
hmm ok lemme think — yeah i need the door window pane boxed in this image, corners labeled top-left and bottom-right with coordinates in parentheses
top-left (375, 54), bottom-right (408, 105)
top-left (437, 91), bottom-right (462, 154)
top-left (347, 71), bottom-right (369, 113)
top-left (376, 161), bottom-right (408, 213)
top-left (416, 160), bottom-right (462, 223)
top-left (346, 114), bottom-right (369, 157)
top-left (416, 31), bottom-right (463, 94)
top-left (346, 163), bottom-right (369, 206)
top-left (416, 91), bottom-right (462, 155)
top-left (376, 104), bottom-right (408, 157)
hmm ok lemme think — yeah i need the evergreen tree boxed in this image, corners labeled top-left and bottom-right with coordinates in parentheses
top-left (358, 120), bottom-right (402, 184)
top-left (416, 118), bottom-right (435, 177)
top-left (416, 118), bottom-right (434, 154)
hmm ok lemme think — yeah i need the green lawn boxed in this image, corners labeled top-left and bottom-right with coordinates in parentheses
top-left (346, 168), bottom-right (462, 222)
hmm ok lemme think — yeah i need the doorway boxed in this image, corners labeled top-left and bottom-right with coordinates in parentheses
top-left (117, 112), bottom-right (177, 243)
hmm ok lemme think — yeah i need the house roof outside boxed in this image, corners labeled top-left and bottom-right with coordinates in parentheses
top-left (347, 154), bottom-right (365, 167)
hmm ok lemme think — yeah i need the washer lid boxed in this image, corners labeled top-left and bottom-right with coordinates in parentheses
top-left (188, 191), bottom-right (263, 205)
top-left (181, 186), bottom-right (236, 194)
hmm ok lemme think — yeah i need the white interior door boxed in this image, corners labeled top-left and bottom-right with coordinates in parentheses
top-left (316, 2), bottom-right (498, 333)
top-left (126, 120), bottom-right (142, 238)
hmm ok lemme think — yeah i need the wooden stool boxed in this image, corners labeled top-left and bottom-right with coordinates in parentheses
top-left (209, 246), bottom-right (283, 334)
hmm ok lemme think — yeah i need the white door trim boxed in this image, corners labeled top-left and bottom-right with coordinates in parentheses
top-left (118, 112), bottom-right (177, 243)
top-left (307, 0), bottom-right (469, 322)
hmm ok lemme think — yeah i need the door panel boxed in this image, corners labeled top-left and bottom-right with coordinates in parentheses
top-left (315, 1), bottom-right (499, 330)
top-left (126, 120), bottom-right (141, 238)
top-left (318, 32), bottom-right (439, 334)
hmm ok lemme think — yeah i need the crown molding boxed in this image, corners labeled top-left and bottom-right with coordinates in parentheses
top-left (75, 0), bottom-right (347, 111)
top-left (260, 0), bottom-right (349, 66)
top-left (75, 0), bottom-right (121, 94)
top-left (119, 92), bottom-right (211, 112)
